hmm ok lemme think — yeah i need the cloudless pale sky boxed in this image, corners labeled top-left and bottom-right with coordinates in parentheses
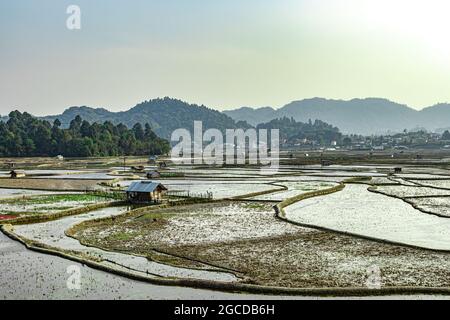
top-left (1, 0), bottom-right (450, 115)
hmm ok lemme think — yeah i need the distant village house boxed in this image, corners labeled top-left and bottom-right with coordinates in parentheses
top-left (159, 161), bottom-right (168, 168)
top-left (131, 165), bottom-right (145, 172)
top-left (148, 155), bottom-right (158, 164)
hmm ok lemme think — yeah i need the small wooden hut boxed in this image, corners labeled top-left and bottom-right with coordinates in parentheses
top-left (146, 170), bottom-right (161, 179)
top-left (126, 181), bottom-right (167, 204)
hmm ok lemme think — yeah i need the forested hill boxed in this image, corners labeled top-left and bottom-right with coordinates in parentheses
top-left (42, 97), bottom-right (249, 139)
top-left (0, 111), bottom-right (170, 157)
top-left (257, 117), bottom-right (342, 145)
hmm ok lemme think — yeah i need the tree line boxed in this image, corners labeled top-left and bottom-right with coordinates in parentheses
top-left (0, 111), bottom-right (170, 157)
top-left (257, 117), bottom-right (342, 145)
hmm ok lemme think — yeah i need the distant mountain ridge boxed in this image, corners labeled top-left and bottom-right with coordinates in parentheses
top-left (41, 97), bottom-right (247, 139)
top-left (4, 97), bottom-right (450, 136)
top-left (224, 98), bottom-right (450, 134)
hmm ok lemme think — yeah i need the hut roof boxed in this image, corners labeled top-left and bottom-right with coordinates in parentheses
top-left (126, 181), bottom-right (167, 193)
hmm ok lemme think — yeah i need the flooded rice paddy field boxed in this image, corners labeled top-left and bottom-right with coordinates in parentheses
top-left (0, 188), bottom-right (66, 199)
top-left (163, 182), bottom-right (277, 199)
top-left (395, 173), bottom-right (450, 179)
top-left (374, 185), bottom-right (450, 197)
top-left (13, 206), bottom-right (236, 282)
top-left (5, 160), bottom-right (450, 297)
top-left (1, 169), bottom-right (128, 181)
top-left (0, 178), bottom-right (105, 191)
top-left (0, 194), bottom-right (112, 217)
top-left (72, 202), bottom-right (305, 248)
top-left (120, 179), bottom-right (279, 199)
top-left (408, 197), bottom-right (450, 217)
top-left (70, 197), bottom-right (450, 289)
top-left (409, 179), bottom-right (450, 189)
top-left (297, 170), bottom-right (384, 177)
top-left (33, 172), bottom-right (115, 180)
top-left (249, 181), bottom-right (338, 201)
top-left (261, 175), bottom-right (347, 183)
top-left (284, 184), bottom-right (450, 250)
top-left (385, 177), bottom-right (418, 186)
top-left (170, 230), bottom-right (450, 288)
top-left (0, 233), bottom-right (276, 300)
top-left (369, 177), bottom-right (400, 185)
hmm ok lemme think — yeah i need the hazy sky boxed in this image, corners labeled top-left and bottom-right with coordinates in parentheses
top-left (1, 0), bottom-right (450, 116)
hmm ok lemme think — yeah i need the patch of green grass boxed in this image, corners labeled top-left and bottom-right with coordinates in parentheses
top-left (160, 172), bottom-right (185, 178)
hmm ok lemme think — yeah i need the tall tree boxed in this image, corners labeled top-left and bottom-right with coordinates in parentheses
top-left (0, 111), bottom-right (170, 157)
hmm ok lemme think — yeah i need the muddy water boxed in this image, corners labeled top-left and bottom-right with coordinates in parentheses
top-left (13, 207), bottom-right (236, 282)
top-left (284, 184), bottom-right (450, 250)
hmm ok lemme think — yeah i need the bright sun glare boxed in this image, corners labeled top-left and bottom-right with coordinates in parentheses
top-left (360, 0), bottom-right (450, 58)
top-left (309, 0), bottom-right (450, 62)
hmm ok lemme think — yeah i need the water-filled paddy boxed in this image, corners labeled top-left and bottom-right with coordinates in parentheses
top-left (285, 184), bottom-right (450, 250)
top-left (0, 178), bottom-right (105, 191)
top-left (0, 188), bottom-right (64, 199)
top-left (374, 185), bottom-right (450, 197)
top-left (69, 190), bottom-right (450, 289)
top-left (0, 194), bottom-right (112, 217)
top-left (5, 160), bottom-right (450, 297)
top-left (0, 232), bottom-right (273, 299)
top-left (13, 206), bottom-right (236, 282)
top-left (73, 201), bottom-right (304, 247)
top-left (410, 179), bottom-right (450, 189)
top-left (250, 181), bottom-right (337, 201)
top-left (34, 172), bottom-right (114, 180)
top-left (408, 197), bottom-right (450, 217)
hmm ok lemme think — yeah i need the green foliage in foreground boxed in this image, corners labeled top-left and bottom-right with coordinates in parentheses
top-left (0, 111), bottom-right (170, 157)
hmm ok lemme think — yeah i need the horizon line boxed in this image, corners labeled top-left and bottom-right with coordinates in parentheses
top-left (3, 96), bottom-right (450, 118)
